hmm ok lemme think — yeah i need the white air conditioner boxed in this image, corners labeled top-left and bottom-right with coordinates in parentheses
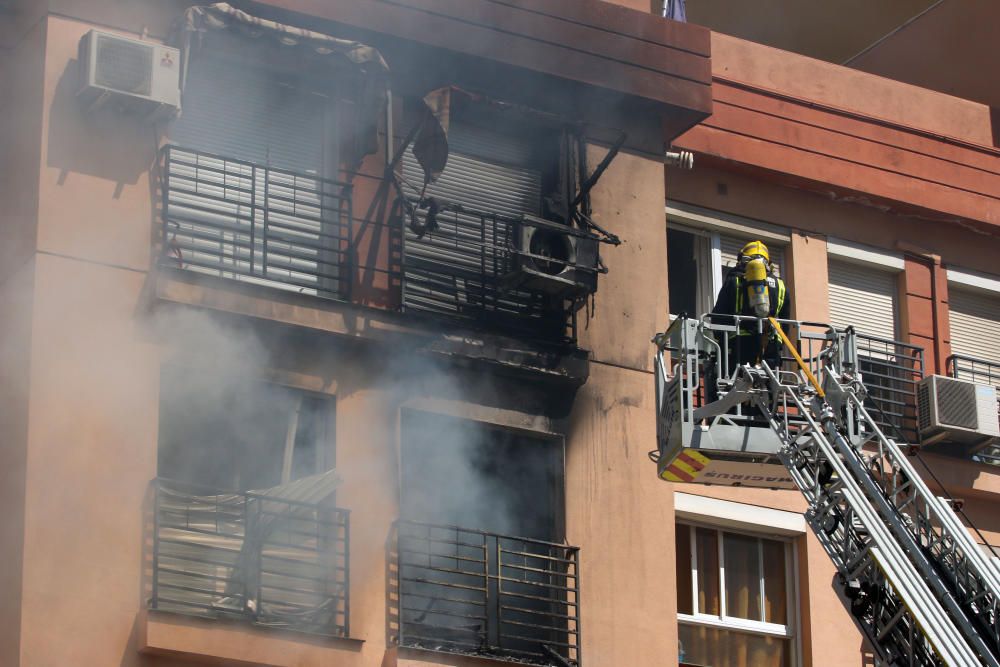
top-left (77, 30), bottom-right (180, 120)
top-left (502, 216), bottom-right (599, 297)
top-left (917, 375), bottom-right (1000, 450)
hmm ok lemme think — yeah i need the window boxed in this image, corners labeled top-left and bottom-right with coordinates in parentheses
top-left (826, 243), bottom-right (918, 439)
top-left (827, 259), bottom-right (899, 341)
top-left (157, 365), bottom-right (336, 491)
top-left (153, 367), bottom-right (346, 637)
top-left (667, 204), bottom-right (787, 318)
top-left (164, 36), bottom-right (347, 298)
top-left (396, 411), bottom-right (579, 665)
top-left (676, 522), bottom-right (796, 667)
top-left (948, 270), bottom-right (1000, 368)
top-left (398, 96), bottom-right (583, 341)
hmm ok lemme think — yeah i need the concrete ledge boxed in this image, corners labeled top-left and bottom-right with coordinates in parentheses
top-left (140, 609), bottom-right (365, 666)
top-left (146, 267), bottom-right (590, 388)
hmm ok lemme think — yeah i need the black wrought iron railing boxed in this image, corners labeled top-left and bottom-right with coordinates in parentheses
top-left (394, 520), bottom-right (581, 666)
top-left (159, 145), bottom-right (586, 345)
top-left (150, 478), bottom-right (350, 638)
top-left (854, 332), bottom-right (925, 444)
top-left (160, 145), bottom-right (354, 301)
top-left (948, 353), bottom-right (1000, 389)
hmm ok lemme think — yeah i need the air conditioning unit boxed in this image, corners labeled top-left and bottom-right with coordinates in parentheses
top-left (917, 375), bottom-right (1000, 450)
top-left (77, 30), bottom-right (180, 120)
top-left (502, 215), bottom-right (599, 298)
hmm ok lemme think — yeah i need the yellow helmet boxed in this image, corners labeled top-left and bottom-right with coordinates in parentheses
top-left (740, 240), bottom-right (770, 263)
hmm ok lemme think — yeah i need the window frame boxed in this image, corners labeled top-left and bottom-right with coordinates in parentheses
top-left (666, 202), bottom-right (790, 319)
top-left (156, 365), bottom-right (337, 493)
top-left (674, 491), bottom-right (804, 666)
top-left (677, 522), bottom-right (797, 639)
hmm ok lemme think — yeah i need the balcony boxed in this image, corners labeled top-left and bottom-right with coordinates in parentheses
top-left (393, 520), bottom-right (581, 666)
top-left (158, 145), bottom-right (588, 347)
top-left (150, 478), bottom-right (350, 638)
top-left (854, 332), bottom-right (925, 444)
top-left (948, 354), bottom-right (1000, 465)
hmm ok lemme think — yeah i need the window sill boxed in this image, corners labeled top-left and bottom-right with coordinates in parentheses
top-left (139, 609), bottom-right (364, 667)
top-left (678, 613), bottom-right (791, 638)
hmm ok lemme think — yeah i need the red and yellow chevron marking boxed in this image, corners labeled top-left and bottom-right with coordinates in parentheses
top-left (660, 448), bottom-right (711, 483)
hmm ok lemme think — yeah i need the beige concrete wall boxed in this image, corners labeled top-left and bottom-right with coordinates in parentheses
top-left (0, 262), bottom-right (35, 667)
top-left (578, 146), bottom-right (669, 372)
top-left (0, 15), bottom-right (44, 285)
top-left (567, 361), bottom-right (677, 665)
top-left (786, 231), bottom-right (829, 323)
top-left (711, 32), bottom-right (995, 147)
top-left (0, 13), bottom-right (46, 667)
top-left (37, 16), bottom-right (160, 273)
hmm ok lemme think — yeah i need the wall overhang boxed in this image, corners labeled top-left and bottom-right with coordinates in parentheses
top-left (247, 0), bottom-right (713, 142)
top-left (672, 34), bottom-right (1000, 236)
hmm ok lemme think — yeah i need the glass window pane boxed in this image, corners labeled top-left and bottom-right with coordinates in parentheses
top-left (676, 524), bottom-right (693, 615)
top-left (668, 228), bottom-right (699, 317)
top-left (695, 527), bottom-right (720, 615)
top-left (724, 533), bottom-right (762, 621)
top-left (763, 539), bottom-right (788, 625)
top-left (679, 623), bottom-right (790, 667)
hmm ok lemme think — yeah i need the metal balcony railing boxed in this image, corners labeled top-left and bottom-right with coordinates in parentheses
top-left (948, 353), bottom-right (1000, 465)
top-left (401, 198), bottom-right (583, 344)
top-left (854, 332), bottom-right (925, 444)
top-left (394, 520), bottom-right (581, 666)
top-left (160, 145), bottom-right (355, 301)
top-left (159, 145), bottom-right (582, 345)
top-left (150, 478), bottom-right (350, 637)
top-left (948, 353), bottom-right (1000, 389)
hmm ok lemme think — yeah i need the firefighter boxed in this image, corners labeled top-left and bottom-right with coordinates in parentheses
top-left (710, 240), bottom-right (790, 378)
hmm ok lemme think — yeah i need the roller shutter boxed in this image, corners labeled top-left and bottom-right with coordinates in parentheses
top-left (828, 259), bottom-right (898, 340)
top-left (949, 287), bottom-right (1000, 365)
top-left (399, 120), bottom-right (548, 327)
top-left (172, 53), bottom-right (326, 172)
top-left (166, 52), bottom-right (339, 296)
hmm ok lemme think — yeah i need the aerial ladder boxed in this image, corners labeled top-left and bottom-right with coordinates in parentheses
top-left (653, 315), bottom-right (1000, 666)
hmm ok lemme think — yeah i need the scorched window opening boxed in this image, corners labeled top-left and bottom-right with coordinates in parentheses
top-left (396, 410), bottom-right (579, 666)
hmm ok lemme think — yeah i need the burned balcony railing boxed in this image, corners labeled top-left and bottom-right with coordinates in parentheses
top-left (150, 478), bottom-right (350, 637)
top-left (402, 198), bottom-right (598, 345)
top-left (159, 145), bottom-right (588, 346)
top-left (948, 353), bottom-right (1000, 465)
top-left (160, 145), bottom-right (353, 301)
top-left (854, 333), bottom-right (925, 444)
top-left (394, 520), bottom-right (581, 666)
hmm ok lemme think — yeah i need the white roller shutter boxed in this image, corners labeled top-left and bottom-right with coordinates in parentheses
top-left (720, 235), bottom-right (785, 277)
top-left (828, 259), bottom-right (898, 340)
top-left (949, 287), bottom-right (1000, 365)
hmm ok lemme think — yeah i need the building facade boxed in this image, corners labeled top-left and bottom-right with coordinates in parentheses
top-left (0, 1), bottom-right (997, 666)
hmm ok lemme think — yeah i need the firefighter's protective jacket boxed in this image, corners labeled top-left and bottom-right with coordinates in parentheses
top-left (711, 266), bottom-right (790, 324)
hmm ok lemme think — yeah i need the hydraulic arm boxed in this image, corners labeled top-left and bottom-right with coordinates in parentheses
top-left (654, 316), bottom-right (1000, 666)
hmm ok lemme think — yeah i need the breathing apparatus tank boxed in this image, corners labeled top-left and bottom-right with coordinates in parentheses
top-left (745, 257), bottom-right (770, 318)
